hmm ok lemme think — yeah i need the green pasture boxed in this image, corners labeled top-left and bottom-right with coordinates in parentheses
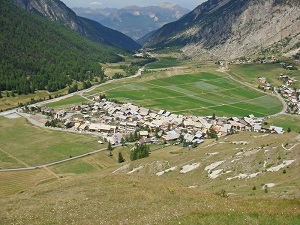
top-left (45, 95), bottom-right (90, 109)
top-left (97, 72), bottom-right (282, 117)
top-left (145, 57), bottom-right (185, 69)
top-left (0, 117), bottom-right (99, 168)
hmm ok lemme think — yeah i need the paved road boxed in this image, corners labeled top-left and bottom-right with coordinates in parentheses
top-left (269, 87), bottom-right (288, 117)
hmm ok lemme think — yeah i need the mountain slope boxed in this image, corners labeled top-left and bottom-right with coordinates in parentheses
top-left (75, 3), bottom-right (190, 41)
top-left (12, 0), bottom-right (140, 51)
top-left (144, 0), bottom-right (300, 59)
top-left (0, 0), bottom-right (124, 94)
top-left (79, 17), bottom-right (141, 51)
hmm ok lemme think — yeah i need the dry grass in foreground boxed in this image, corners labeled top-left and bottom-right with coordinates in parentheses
top-left (0, 173), bottom-right (299, 225)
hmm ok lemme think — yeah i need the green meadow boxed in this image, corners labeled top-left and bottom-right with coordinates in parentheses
top-left (45, 95), bottom-right (91, 109)
top-left (230, 63), bottom-right (300, 88)
top-left (145, 56), bottom-right (185, 69)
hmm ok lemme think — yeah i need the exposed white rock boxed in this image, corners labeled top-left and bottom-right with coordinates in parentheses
top-left (226, 172), bottom-right (260, 180)
top-left (208, 169), bottom-right (223, 179)
top-left (263, 183), bottom-right (276, 189)
top-left (205, 161), bottom-right (225, 172)
top-left (267, 160), bottom-right (295, 172)
top-left (127, 166), bottom-right (143, 174)
top-left (180, 163), bottom-right (200, 174)
top-left (156, 166), bottom-right (177, 176)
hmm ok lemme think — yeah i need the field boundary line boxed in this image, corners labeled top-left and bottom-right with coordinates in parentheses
top-left (0, 147), bottom-right (30, 168)
top-left (173, 95), bottom-right (270, 116)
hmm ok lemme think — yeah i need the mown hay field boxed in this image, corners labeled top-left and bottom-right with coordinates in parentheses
top-left (90, 71), bottom-right (282, 117)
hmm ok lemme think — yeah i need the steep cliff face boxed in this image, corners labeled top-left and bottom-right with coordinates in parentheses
top-left (145, 0), bottom-right (300, 59)
top-left (12, 0), bottom-right (141, 50)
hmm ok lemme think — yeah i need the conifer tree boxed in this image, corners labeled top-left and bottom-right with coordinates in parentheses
top-left (118, 152), bottom-right (124, 163)
top-left (107, 142), bottom-right (113, 156)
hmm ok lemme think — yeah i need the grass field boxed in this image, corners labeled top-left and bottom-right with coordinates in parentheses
top-left (0, 169), bottom-right (55, 197)
top-left (88, 70), bottom-right (282, 117)
top-left (0, 117), bottom-right (100, 168)
top-left (45, 95), bottom-right (91, 109)
top-left (145, 56), bottom-right (186, 69)
top-left (1, 173), bottom-right (299, 225)
top-left (266, 114), bottom-right (300, 133)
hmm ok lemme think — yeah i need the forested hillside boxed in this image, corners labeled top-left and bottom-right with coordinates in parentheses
top-left (0, 0), bottom-right (124, 94)
top-left (12, 0), bottom-right (141, 51)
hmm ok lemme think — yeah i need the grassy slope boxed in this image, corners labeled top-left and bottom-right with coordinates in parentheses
top-left (0, 167), bottom-right (299, 224)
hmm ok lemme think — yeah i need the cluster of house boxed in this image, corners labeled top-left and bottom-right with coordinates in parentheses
top-left (257, 77), bottom-right (272, 90)
top-left (226, 56), bottom-right (279, 65)
top-left (51, 99), bottom-right (286, 145)
top-left (278, 74), bottom-right (300, 114)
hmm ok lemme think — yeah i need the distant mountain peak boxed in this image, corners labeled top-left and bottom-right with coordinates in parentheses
top-left (160, 2), bottom-right (177, 8)
top-left (74, 4), bottom-right (190, 41)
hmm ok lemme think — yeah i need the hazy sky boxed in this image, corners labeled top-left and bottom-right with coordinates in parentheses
top-left (60, 0), bottom-right (207, 10)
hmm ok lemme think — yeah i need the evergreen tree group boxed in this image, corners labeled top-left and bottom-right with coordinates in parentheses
top-left (130, 144), bottom-right (150, 161)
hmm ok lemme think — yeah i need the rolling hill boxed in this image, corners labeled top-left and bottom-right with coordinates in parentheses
top-left (144, 0), bottom-right (300, 60)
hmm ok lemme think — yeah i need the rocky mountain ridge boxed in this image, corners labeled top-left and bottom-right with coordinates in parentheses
top-left (144, 0), bottom-right (300, 59)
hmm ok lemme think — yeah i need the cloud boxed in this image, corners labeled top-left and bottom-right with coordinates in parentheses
top-left (90, 1), bottom-right (102, 5)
